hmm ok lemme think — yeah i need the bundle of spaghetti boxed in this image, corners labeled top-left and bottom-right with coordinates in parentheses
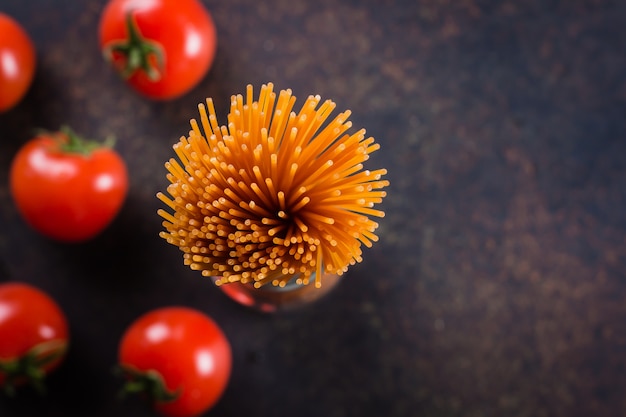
top-left (157, 83), bottom-right (389, 288)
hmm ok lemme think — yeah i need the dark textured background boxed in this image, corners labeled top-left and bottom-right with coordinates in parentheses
top-left (1, 0), bottom-right (626, 416)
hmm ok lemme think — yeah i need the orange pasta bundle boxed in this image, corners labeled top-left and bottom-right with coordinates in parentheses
top-left (157, 83), bottom-right (388, 288)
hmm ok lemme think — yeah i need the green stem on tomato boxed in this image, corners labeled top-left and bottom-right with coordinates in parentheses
top-left (102, 12), bottom-right (165, 81)
top-left (115, 364), bottom-right (180, 404)
top-left (55, 125), bottom-right (115, 156)
top-left (0, 339), bottom-right (68, 396)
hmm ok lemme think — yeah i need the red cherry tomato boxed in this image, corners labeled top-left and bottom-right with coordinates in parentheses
top-left (0, 282), bottom-right (69, 394)
top-left (0, 13), bottom-right (36, 112)
top-left (118, 307), bottom-right (232, 417)
top-left (9, 127), bottom-right (129, 243)
top-left (98, 0), bottom-right (217, 100)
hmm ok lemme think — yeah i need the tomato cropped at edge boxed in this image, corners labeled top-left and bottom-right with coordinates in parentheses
top-left (9, 128), bottom-right (129, 243)
top-left (0, 13), bottom-right (36, 112)
top-left (118, 307), bottom-right (232, 417)
top-left (98, 0), bottom-right (217, 100)
top-left (0, 282), bottom-right (69, 394)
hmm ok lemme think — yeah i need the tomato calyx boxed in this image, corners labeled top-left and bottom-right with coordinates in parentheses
top-left (41, 125), bottom-right (115, 156)
top-left (0, 339), bottom-right (68, 396)
top-left (102, 13), bottom-right (165, 81)
top-left (58, 125), bottom-right (115, 155)
top-left (116, 364), bottom-right (180, 404)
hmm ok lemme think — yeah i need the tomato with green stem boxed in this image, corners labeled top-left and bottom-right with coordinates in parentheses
top-left (0, 13), bottom-right (36, 112)
top-left (117, 306), bottom-right (232, 417)
top-left (0, 282), bottom-right (69, 395)
top-left (98, 0), bottom-right (217, 100)
top-left (9, 126), bottom-right (129, 243)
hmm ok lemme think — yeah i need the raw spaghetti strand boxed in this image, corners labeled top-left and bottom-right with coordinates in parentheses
top-left (158, 83), bottom-right (389, 287)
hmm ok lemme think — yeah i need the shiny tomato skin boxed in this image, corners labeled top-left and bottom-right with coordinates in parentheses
top-left (98, 0), bottom-right (217, 100)
top-left (119, 307), bottom-right (232, 417)
top-left (9, 132), bottom-right (129, 243)
top-left (0, 282), bottom-right (69, 388)
top-left (0, 13), bottom-right (36, 112)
